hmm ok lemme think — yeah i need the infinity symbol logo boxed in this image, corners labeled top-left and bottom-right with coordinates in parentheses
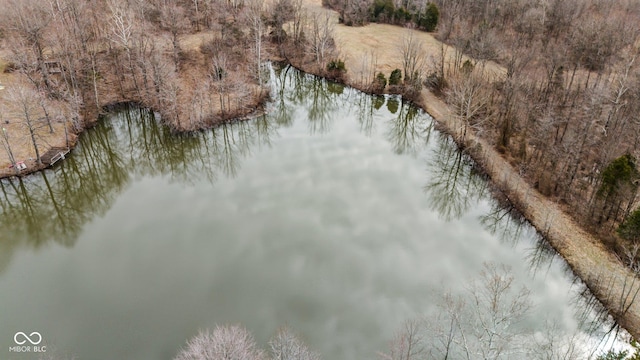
top-left (14, 332), bottom-right (42, 345)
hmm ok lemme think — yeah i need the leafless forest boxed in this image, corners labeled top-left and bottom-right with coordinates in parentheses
top-left (2, 0), bottom-right (640, 300)
top-left (436, 0), bottom-right (640, 261)
top-left (0, 0), bottom-right (341, 175)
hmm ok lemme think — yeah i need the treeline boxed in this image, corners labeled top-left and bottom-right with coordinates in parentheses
top-left (322, 0), bottom-right (439, 30)
top-left (430, 0), bottom-right (640, 257)
top-left (0, 0), bottom-right (341, 171)
top-left (0, 0), bottom-right (268, 132)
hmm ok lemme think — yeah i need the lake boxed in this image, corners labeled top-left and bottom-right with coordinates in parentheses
top-left (0, 67), bottom-right (619, 359)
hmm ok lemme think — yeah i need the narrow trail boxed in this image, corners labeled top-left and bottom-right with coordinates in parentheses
top-left (302, 0), bottom-right (640, 340)
top-left (423, 88), bottom-right (640, 339)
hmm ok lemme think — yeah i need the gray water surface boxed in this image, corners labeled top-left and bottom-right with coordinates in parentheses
top-left (0, 68), bottom-right (611, 359)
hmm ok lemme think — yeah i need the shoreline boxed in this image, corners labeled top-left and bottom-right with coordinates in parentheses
top-left (319, 70), bottom-right (640, 339)
top-left (416, 88), bottom-right (640, 340)
top-left (4, 57), bottom-right (640, 340)
top-left (2, 14), bottom-right (639, 343)
top-left (0, 89), bottom-right (269, 180)
top-left (295, 1), bottom-right (640, 339)
top-left (422, 90), bottom-right (640, 339)
top-left (387, 88), bottom-right (640, 340)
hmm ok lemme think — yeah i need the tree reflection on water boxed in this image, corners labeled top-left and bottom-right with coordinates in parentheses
top-left (0, 66), bottom-right (595, 282)
top-left (0, 66), bottom-right (628, 355)
top-left (387, 98), bottom-right (434, 156)
top-left (423, 134), bottom-right (487, 221)
top-left (0, 107), bottom-right (275, 271)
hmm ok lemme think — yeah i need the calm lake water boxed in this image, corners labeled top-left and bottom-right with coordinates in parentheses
top-left (0, 67), bottom-right (618, 359)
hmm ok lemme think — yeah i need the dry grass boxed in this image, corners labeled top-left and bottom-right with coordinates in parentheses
top-left (300, 0), bottom-right (505, 87)
top-left (335, 22), bottom-right (505, 78)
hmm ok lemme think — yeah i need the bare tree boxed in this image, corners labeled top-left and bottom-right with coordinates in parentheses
top-left (342, 0), bottom-right (373, 26)
top-left (468, 26), bottom-right (499, 72)
top-left (435, 0), bottom-right (463, 41)
top-left (107, 0), bottom-right (139, 93)
top-left (3, 0), bottom-right (54, 92)
top-left (269, 327), bottom-right (320, 360)
top-left (466, 263), bottom-right (532, 360)
top-left (400, 29), bottom-right (426, 93)
top-left (160, 0), bottom-right (189, 67)
top-left (446, 73), bottom-right (491, 141)
top-left (290, 0), bottom-right (306, 46)
top-left (429, 292), bottom-right (466, 359)
top-left (542, 0), bottom-right (584, 39)
top-left (309, 13), bottom-right (336, 68)
top-left (6, 84), bottom-right (47, 165)
top-left (395, 263), bottom-right (586, 360)
top-left (525, 320), bottom-right (586, 360)
top-left (267, 0), bottom-right (295, 44)
top-left (174, 325), bottom-right (264, 360)
top-left (107, 0), bottom-right (134, 50)
top-left (49, 0), bottom-right (101, 114)
top-left (210, 51), bottom-right (231, 116)
top-left (245, 0), bottom-right (265, 85)
top-left (0, 126), bottom-right (18, 173)
top-left (614, 244), bottom-right (640, 318)
top-left (191, 0), bottom-right (203, 31)
top-left (380, 320), bottom-right (424, 360)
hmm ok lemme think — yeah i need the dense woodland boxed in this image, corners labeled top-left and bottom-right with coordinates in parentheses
top-left (0, 0), bottom-right (340, 163)
top-left (434, 0), bottom-right (640, 260)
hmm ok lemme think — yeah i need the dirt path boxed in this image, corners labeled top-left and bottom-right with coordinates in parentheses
top-left (423, 86), bottom-right (640, 339)
top-left (302, 0), bottom-right (640, 340)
